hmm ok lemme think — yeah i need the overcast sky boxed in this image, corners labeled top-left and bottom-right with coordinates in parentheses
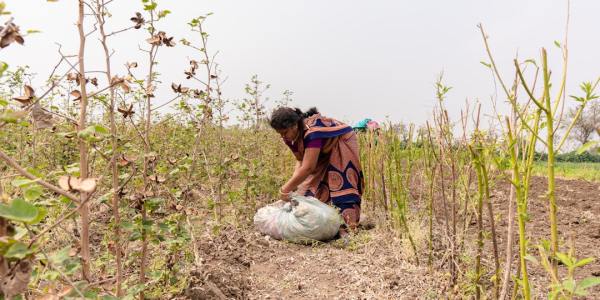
top-left (2, 0), bottom-right (599, 126)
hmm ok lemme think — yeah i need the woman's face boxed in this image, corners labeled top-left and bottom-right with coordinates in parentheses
top-left (276, 124), bottom-right (299, 142)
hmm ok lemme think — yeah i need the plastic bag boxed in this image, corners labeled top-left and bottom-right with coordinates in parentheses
top-left (253, 194), bottom-right (344, 243)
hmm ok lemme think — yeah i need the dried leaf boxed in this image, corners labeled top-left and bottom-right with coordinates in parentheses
top-left (77, 178), bottom-right (97, 193)
top-left (1, 260), bottom-right (32, 298)
top-left (0, 22), bottom-right (25, 49)
top-left (58, 176), bottom-right (96, 193)
top-left (193, 89), bottom-right (205, 98)
top-left (171, 83), bottom-right (189, 94)
top-left (120, 82), bottom-right (131, 93)
top-left (130, 12), bottom-right (145, 29)
top-left (149, 174), bottom-right (166, 183)
top-left (13, 85), bottom-right (35, 105)
top-left (70, 90), bottom-right (82, 101)
top-left (31, 104), bottom-right (54, 129)
top-left (171, 82), bottom-right (179, 93)
top-left (66, 72), bottom-right (78, 82)
top-left (145, 84), bottom-right (155, 98)
top-left (162, 36), bottom-right (175, 47)
top-left (58, 176), bottom-right (71, 191)
top-left (117, 104), bottom-right (134, 118)
top-left (110, 76), bottom-right (124, 85)
top-left (90, 77), bottom-right (98, 87)
top-left (127, 61), bottom-right (138, 69)
top-left (146, 35), bottom-right (161, 46)
top-left (23, 85), bottom-right (34, 98)
top-left (130, 193), bottom-right (143, 202)
top-left (118, 153), bottom-right (136, 166)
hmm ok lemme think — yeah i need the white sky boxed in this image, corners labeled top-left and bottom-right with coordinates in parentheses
top-left (2, 0), bottom-right (600, 127)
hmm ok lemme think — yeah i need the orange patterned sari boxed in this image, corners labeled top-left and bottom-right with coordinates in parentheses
top-left (287, 114), bottom-right (364, 210)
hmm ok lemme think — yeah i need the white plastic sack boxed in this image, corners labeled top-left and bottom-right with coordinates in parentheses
top-left (253, 194), bottom-right (344, 243)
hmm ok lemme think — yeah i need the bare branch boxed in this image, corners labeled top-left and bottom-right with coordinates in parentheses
top-left (0, 149), bottom-right (79, 202)
top-left (151, 94), bottom-right (182, 112)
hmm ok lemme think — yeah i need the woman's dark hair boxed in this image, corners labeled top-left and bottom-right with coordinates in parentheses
top-left (269, 107), bottom-right (319, 130)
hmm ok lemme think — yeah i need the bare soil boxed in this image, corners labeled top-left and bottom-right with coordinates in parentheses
top-left (182, 226), bottom-right (444, 300)
top-left (488, 176), bottom-right (600, 298)
top-left (181, 176), bottom-right (600, 299)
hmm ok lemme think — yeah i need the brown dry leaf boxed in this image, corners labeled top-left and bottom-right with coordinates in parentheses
top-left (190, 60), bottom-right (199, 69)
top-left (193, 89), bottom-right (205, 98)
top-left (70, 90), bottom-right (82, 101)
top-left (77, 178), bottom-right (97, 193)
top-left (66, 72), bottom-right (78, 82)
top-left (167, 157), bottom-right (177, 165)
top-left (58, 176), bottom-right (72, 191)
top-left (120, 82), bottom-right (131, 93)
top-left (13, 84), bottom-right (35, 105)
top-left (171, 83), bottom-right (189, 94)
top-left (31, 103), bottom-right (54, 129)
top-left (1, 260), bottom-right (32, 298)
top-left (127, 61), bottom-right (138, 69)
top-left (130, 193), bottom-right (143, 202)
top-left (171, 82), bottom-right (180, 93)
top-left (110, 76), bottom-right (124, 85)
top-left (149, 174), bottom-right (166, 183)
top-left (58, 176), bottom-right (96, 193)
top-left (130, 12), bottom-right (145, 29)
top-left (145, 84), bottom-right (155, 98)
top-left (162, 35), bottom-right (175, 47)
top-left (117, 104), bottom-right (135, 118)
top-left (118, 153), bottom-right (136, 166)
top-left (0, 22), bottom-right (25, 49)
top-left (146, 35), bottom-right (161, 46)
top-left (90, 77), bottom-right (98, 87)
top-left (23, 85), bottom-right (35, 98)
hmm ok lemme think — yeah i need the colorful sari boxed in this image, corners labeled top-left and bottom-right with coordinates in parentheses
top-left (285, 114), bottom-right (364, 227)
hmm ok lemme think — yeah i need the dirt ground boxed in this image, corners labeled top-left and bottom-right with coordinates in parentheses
top-left (182, 225), bottom-right (445, 300)
top-left (487, 176), bottom-right (600, 298)
top-left (180, 176), bottom-right (599, 299)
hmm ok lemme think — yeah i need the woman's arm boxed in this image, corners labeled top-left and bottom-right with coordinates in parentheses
top-left (281, 147), bottom-right (320, 195)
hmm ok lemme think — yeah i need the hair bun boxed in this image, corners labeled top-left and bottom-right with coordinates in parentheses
top-left (303, 107), bottom-right (319, 118)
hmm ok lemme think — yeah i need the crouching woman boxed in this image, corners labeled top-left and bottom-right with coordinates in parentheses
top-left (269, 107), bottom-right (364, 236)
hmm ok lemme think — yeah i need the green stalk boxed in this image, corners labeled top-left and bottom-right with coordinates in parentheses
top-left (471, 148), bottom-right (484, 300)
top-left (541, 49), bottom-right (559, 276)
top-left (481, 162), bottom-right (500, 300)
top-left (506, 118), bottom-right (531, 300)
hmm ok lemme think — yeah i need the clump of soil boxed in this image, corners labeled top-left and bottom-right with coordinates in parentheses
top-left (184, 227), bottom-right (253, 299)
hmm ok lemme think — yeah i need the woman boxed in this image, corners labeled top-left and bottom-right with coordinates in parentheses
top-left (270, 107), bottom-right (364, 236)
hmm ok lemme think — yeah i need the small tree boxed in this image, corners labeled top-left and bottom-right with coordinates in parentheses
top-left (561, 101), bottom-right (600, 146)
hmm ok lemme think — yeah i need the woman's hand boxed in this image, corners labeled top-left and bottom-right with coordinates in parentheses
top-left (279, 187), bottom-right (292, 201)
